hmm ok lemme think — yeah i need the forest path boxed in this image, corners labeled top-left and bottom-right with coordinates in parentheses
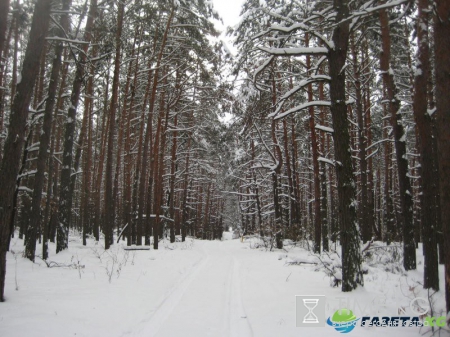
top-left (3, 236), bottom-right (427, 337)
top-left (138, 240), bottom-right (254, 337)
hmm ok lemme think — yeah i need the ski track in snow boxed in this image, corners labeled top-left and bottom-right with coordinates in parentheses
top-left (129, 242), bottom-right (253, 337)
top-left (123, 246), bottom-right (210, 337)
top-left (228, 257), bottom-right (253, 337)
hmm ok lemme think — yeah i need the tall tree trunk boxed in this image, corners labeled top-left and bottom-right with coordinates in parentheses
top-left (46, 52), bottom-right (69, 244)
top-left (81, 62), bottom-right (94, 246)
top-left (0, 0), bottom-right (11, 161)
top-left (319, 81), bottom-right (329, 252)
top-left (133, 65), bottom-right (151, 246)
top-left (9, 1), bottom-right (19, 106)
top-left (57, 0), bottom-right (97, 253)
top-left (351, 36), bottom-right (370, 243)
top-left (363, 40), bottom-right (378, 240)
top-left (251, 134), bottom-right (263, 236)
top-left (181, 133), bottom-right (191, 242)
top-left (0, 0), bottom-right (52, 302)
top-left (305, 34), bottom-right (321, 253)
top-left (383, 103), bottom-right (394, 243)
top-left (123, 55), bottom-right (140, 246)
top-left (151, 87), bottom-right (168, 248)
top-left (379, 6), bottom-right (416, 270)
top-left (0, 0), bottom-right (10, 61)
top-left (104, 0), bottom-right (124, 249)
top-left (290, 117), bottom-right (301, 229)
top-left (413, 0), bottom-right (438, 290)
top-left (139, 7), bottom-right (174, 249)
top-left (93, 73), bottom-right (109, 242)
top-left (282, 119), bottom-right (294, 229)
top-left (270, 70), bottom-right (283, 249)
top-left (433, 0), bottom-right (450, 314)
top-left (168, 113), bottom-right (178, 243)
top-left (25, 0), bottom-right (71, 261)
top-left (43, 50), bottom-right (69, 256)
top-left (329, 0), bottom-right (363, 291)
top-left (116, 26), bottom-right (139, 245)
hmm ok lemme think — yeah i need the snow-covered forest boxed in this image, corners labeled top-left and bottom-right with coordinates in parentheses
top-left (0, 0), bottom-right (449, 335)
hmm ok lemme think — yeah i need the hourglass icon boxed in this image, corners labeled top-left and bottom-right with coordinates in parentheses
top-left (302, 298), bottom-right (319, 323)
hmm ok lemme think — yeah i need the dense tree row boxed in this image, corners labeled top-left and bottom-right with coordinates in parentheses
top-left (228, 0), bottom-right (449, 307)
top-left (0, 0), bottom-right (232, 301)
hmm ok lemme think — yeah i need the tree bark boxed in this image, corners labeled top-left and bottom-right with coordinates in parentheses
top-left (104, 0), bottom-right (124, 249)
top-left (379, 6), bottom-right (416, 270)
top-left (0, 0), bottom-right (52, 302)
top-left (351, 36), bottom-right (370, 243)
top-left (0, 0), bottom-right (10, 60)
top-left (413, 0), bottom-right (439, 290)
top-left (57, 0), bottom-right (97, 253)
top-left (169, 113), bottom-right (178, 243)
top-left (329, 0), bottom-right (363, 291)
top-left (433, 0), bottom-right (450, 313)
top-left (25, 0), bottom-right (71, 261)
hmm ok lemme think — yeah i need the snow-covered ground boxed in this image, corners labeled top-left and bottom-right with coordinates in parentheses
top-left (1, 233), bottom-right (448, 337)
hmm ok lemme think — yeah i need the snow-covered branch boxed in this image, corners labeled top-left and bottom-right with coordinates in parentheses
top-left (257, 46), bottom-right (328, 56)
top-left (274, 101), bottom-right (331, 120)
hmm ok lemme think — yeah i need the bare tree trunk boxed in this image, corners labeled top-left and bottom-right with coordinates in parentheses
top-left (433, 0), bottom-right (450, 313)
top-left (104, 0), bottom-right (124, 249)
top-left (250, 134), bottom-right (263, 236)
top-left (168, 113), bottom-right (178, 243)
top-left (57, 0), bottom-right (97, 253)
top-left (116, 26), bottom-right (140, 245)
top-left (282, 120), bottom-right (294, 229)
top-left (140, 7), bottom-right (174, 249)
top-left (329, 0), bottom-right (363, 291)
top-left (181, 133), bottom-right (191, 242)
top-left (151, 87), bottom-right (167, 248)
top-left (379, 6), bottom-right (416, 270)
top-left (203, 183), bottom-right (211, 239)
top-left (9, 1), bottom-right (19, 106)
top-left (383, 103), bottom-right (394, 243)
top-left (0, 0), bottom-right (10, 61)
top-left (93, 74), bottom-right (109, 242)
top-left (319, 81), bottom-right (329, 251)
top-left (25, 0), bottom-right (71, 261)
top-left (81, 63), bottom-right (94, 246)
top-left (0, 0), bottom-right (11, 161)
top-left (0, 0), bottom-right (52, 302)
top-left (46, 52), bottom-right (69, 245)
top-left (304, 34), bottom-right (321, 253)
top-left (270, 70), bottom-right (283, 249)
top-left (290, 118), bottom-right (301, 229)
top-left (351, 36), bottom-right (370, 243)
top-left (123, 44), bottom-right (140, 246)
top-left (413, 0), bottom-right (439, 290)
top-left (363, 40), bottom-right (378, 240)
top-left (43, 50), bottom-right (68, 256)
top-left (133, 66), bottom-right (151, 246)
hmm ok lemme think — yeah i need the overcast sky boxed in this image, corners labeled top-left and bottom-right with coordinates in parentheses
top-left (211, 0), bottom-right (245, 123)
top-left (211, 0), bottom-right (244, 34)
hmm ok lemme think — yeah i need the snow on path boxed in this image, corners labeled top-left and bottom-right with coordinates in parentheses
top-left (135, 241), bottom-right (254, 337)
top-left (1, 236), bottom-right (445, 337)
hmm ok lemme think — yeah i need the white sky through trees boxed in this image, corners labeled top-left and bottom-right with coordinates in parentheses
top-left (212, 0), bottom-right (244, 55)
top-left (212, 0), bottom-right (244, 32)
top-left (212, 0), bottom-right (244, 123)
